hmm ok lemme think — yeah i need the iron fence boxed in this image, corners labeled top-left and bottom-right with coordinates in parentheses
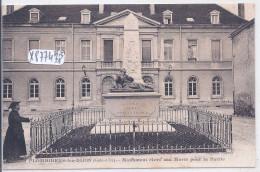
top-left (30, 106), bottom-right (232, 158)
top-left (35, 119), bottom-right (224, 158)
top-left (30, 107), bottom-right (105, 155)
top-left (37, 144), bottom-right (225, 158)
top-left (159, 106), bottom-right (232, 149)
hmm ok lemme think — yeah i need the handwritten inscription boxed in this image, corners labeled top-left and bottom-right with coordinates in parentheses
top-left (28, 49), bottom-right (65, 65)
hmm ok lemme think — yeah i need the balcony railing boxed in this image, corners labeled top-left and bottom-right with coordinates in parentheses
top-left (99, 61), bottom-right (122, 68)
top-left (101, 61), bottom-right (116, 68)
top-left (188, 57), bottom-right (197, 62)
top-left (141, 61), bottom-right (154, 68)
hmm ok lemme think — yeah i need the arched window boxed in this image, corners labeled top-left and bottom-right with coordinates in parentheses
top-left (55, 78), bottom-right (65, 98)
top-left (81, 78), bottom-right (91, 98)
top-left (188, 76), bottom-right (198, 96)
top-left (29, 78), bottom-right (39, 98)
top-left (3, 78), bottom-right (12, 99)
top-left (143, 76), bottom-right (153, 86)
top-left (164, 77), bottom-right (173, 96)
top-left (212, 76), bottom-right (221, 96)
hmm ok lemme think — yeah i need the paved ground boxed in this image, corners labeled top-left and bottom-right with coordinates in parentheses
top-left (2, 107), bottom-right (256, 169)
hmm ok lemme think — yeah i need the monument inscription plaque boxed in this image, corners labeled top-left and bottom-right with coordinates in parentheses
top-left (103, 92), bottom-right (161, 119)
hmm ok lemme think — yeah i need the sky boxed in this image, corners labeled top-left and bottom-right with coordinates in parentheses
top-left (1, 3), bottom-right (255, 20)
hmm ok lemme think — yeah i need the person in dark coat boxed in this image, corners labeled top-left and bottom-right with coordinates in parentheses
top-left (3, 101), bottom-right (31, 163)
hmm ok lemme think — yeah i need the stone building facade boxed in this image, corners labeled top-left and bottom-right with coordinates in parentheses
top-left (2, 4), bottom-right (246, 113)
top-left (230, 19), bottom-right (255, 115)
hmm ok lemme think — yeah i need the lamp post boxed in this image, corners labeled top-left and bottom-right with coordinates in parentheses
top-left (82, 65), bottom-right (87, 77)
top-left (168, 65), bottom-right (172, 76)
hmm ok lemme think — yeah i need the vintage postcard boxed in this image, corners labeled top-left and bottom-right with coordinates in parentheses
top-left (1, 0), bottom-right (256, 170)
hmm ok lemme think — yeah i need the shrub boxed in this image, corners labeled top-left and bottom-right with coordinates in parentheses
top-left (235, 92), bottom-right (255, 117)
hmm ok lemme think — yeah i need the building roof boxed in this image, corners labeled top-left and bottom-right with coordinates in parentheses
top-left (230, 18), bottom-right (255, 39)
top-left (3, 4), bottom-right (246, 25)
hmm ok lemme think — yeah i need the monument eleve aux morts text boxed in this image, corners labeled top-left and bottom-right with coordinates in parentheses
top-left (103, 13), bottom-right (161, 119)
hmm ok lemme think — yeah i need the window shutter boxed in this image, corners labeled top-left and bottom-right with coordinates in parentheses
top-left (3, 40), bottom-right (12, 61)
top-left (212, 40), bottom-right (220, 61)
top-left (188, 40), bottom-right (197, 59)
top-left (164, 40), bottom-right (173, 60)
top-left (81, 40), bottom-right (91, 60)
top-left (142, 40), bottom-right (151, 62)
top-left (104, 40), bottom-right (113, 62)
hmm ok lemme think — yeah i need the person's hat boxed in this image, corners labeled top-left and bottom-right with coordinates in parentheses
top-left (8, 101), bottom-right (21, 109)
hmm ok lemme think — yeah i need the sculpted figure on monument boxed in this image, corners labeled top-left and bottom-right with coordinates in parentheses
top-left (125, 40), bottom-right (139, 74)
top-left (111, 68), bottom-right (154, 92)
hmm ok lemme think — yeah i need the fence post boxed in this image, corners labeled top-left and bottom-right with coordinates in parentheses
top-left (35, 120), bottom-right (38, 152)
top-left (40, 122), bottom-right (43, 150)
top-left (156, 128), bottom-right (159, 154)
top-left (230, 116), bottom-right (233, 151)
top-left (30, 120), bottom-right (33, 156)
top-left (133, 121), bottom-right (136, 154)
top-left (175, 109), bottom-right (177, 124)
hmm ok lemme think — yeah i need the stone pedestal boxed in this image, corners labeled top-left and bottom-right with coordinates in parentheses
top-left (90, 118), bottom-right (176, 134)
top-left (102, 92), bottom-right (161, 119)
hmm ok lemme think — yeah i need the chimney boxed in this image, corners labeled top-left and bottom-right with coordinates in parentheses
top-left (238, 3), bottom-right (245, 19)
top-left (150, 4), bottom-right (155, 14)
top-left (7, 5), bottom-right (14, 14)
top-left (99, 4), bottom-right (104, 14)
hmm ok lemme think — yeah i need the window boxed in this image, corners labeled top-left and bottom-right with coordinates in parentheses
top-left (164, 15), bottom-right (172, 24)
top-left (210, 10), bottom-right (220, 24)
top-left (212, 40), bottom-right (221, 61)
top-left (81, 40), bottom-right (91, 60)
top-left (81, 78), bottom-right (91, 98)
top-left (164, 40), bottom-right (173, 60)
top-left (58, 17), bottom-right (67, 21)
top-left (211, 15), bottom-right (219, 24)
top-left (142, 40), bottom-right (151, 62)
top-left (188, 40), bottom-right (197, 61)
top-left (164, 77), bottom-right (173, 96)
top-left (212, 76), bottom-right (222, 97)
top-left (29, 40), bottom-right (39, 51)
top-left (3, 39), bottom-right (13, 61)
top-left (29, 8), bottom-right (40, 23)
top-left (163, 10), bottom-right (173, 24)
top-left (188, 77), bottom-right (198, 97)
top-left (81, 9), bottom-right (91, 24)
top-left (29, 78), bottom-right (39, 99)
top-left (55, 40), bottom-right (65, 53)
top-left (186, 18), bottom-right (194, 22)
top-left (104, 40), bottom-right (113, 62)
top-left (30, 12), bottom-right (39, 22)
top-left (82, 14), bottom-right (90, 24)
top-left (55, 78), bottom-right (65, 98)
top-left (3, 79), bottom-right (12, 99)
